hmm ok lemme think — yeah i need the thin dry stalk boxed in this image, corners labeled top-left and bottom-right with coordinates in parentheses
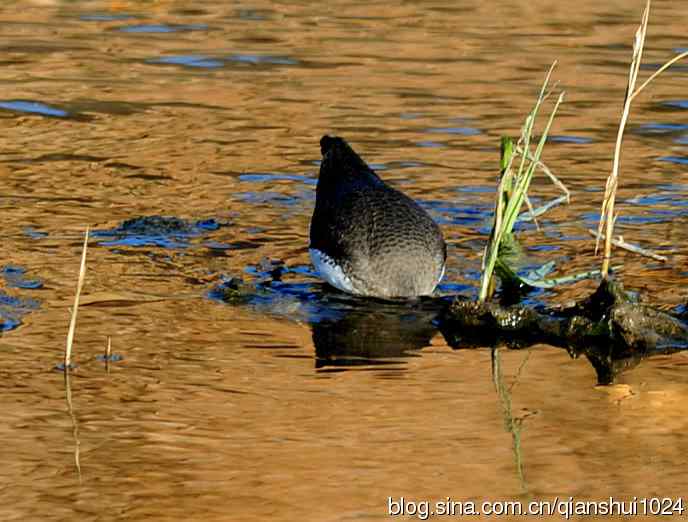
top-left (515, 146), bottom-right (570, 202)
top-left (596, 0), bottom-right (650, 276)
top-left (106, 336), bottom-right (112, 373)
top-left (630, 49), bottom-right (688, 102)
top-left (596, 0), bottom-right (688, 277)
top-left (587, 229), bottom-right (667, 262)
top-left (64, 227), bottom-right (89, 370)
top-left (523, 195), bottom-right (540, 230)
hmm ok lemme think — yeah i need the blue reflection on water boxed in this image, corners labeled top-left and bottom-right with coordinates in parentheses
top-left (118, 23), bottom-right (207, 33)
top-left (1, 266), bottom-right (43, 289)
top-left (148, 55), bottom-right (224, 69)
top-left (0, 291), bottom-right (40, 331)
top-left (0, 100), bottom-right (68, 118)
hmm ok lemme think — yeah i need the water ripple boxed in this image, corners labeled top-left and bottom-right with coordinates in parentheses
top-left (424, 126), bottom-right (481, 136)
top-left (227, 54), bottom-right (299, 66)
top-left (0, 291), bottom-right (40, 331)
top-left (659, 155), bottom-right (688, 165)
top-left (1, 265), bottom-right (43, 290)
top-left (80, 13), bottom-right (137, 22)
top-left (548, 135), bottom-right (593, 144)
top-left (663, 100), bottom-right (688, 110)
top-left (635, 122), bottom-right (688, 135)
top-left (238, 172), bottom-right (316, 185)
top-left (117, 23), bottom-right (208, 33)
top-left (147, 55), bottom-right (224, 69)
top-left (0, 100), bottom-right (68, 118)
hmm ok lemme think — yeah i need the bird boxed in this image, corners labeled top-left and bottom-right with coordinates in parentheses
top-left (309, 135), bottom-right (446, 299)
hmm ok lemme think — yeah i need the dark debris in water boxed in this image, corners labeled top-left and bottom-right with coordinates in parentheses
top-left (0, 290), bottom-right (40, 332)
top-left (1, 265), bottom-right (43, 289)
top-left (208, 276), bottom-right (254, 304)
top-left (93, 216), bottom-right (227, 249)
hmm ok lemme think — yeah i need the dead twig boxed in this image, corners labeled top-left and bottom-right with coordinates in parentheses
top-left (588, 229), bottom-right (667, 262)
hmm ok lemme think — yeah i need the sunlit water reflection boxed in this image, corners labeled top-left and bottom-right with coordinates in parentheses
top-left (2, 0), bottom-right (688, 520)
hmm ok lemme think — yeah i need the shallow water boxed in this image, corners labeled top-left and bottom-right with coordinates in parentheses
top-left (2, 0), bottom-right (688, 520)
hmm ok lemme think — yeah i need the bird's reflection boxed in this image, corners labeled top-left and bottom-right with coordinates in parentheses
top-left (310, 296), bottom-right (444, 369)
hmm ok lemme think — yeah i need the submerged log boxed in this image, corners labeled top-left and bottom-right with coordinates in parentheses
top-left (438, 279), bottom-right (688, 384)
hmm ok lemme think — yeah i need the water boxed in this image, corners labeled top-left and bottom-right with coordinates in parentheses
top-left (2, 0), bottom-right (688, 520)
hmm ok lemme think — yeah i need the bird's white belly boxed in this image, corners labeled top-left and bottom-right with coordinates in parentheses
top-left (309, 248), bottom-right (355, 293)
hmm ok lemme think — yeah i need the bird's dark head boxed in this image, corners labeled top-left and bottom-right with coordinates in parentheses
top-left (318, 135), bottom-right (377, 183)
top-left (320, 135), bottom-right (346, 156)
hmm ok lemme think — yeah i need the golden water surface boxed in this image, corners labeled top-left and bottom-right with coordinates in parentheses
top-left (1, 1), bottom-right (688, 521)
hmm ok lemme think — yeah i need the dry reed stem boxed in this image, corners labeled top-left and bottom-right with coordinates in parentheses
top-left (515, 147), bottom-right (571, 203)
top-left (597, 0), bottom-right (688, 277)
top-left (64, 227), bottom-right (89, 370)
top-left (106, 336), bottom-right (112, 373)
top-left (630, 49), bottom-right (688, 102)
top-left (596, 0), bottom-right (650, 276)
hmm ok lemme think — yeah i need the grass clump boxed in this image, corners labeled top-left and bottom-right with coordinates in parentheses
top-left (479, 64), bottom-right (565, 302)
